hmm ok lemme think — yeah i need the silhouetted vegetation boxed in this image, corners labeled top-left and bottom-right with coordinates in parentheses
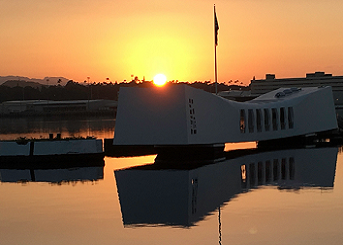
top-left (0, 79), bottom-right (250, 103)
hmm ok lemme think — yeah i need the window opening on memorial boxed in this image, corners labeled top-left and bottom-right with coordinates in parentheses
top-left (272, 108), bottom-right (278, 131)
top-left (273, 159), bottom-right (279, 181)
top-left (248, 109), bottom-right (254, 133)
top-left (281, 158), bottom-right (287, 180)
top-left (256, 109), bottom-right (262, 132)
top-left (249, 163), bottom-right (256, 186)
top-left (280, 107), bottom-right (286, 130)
top-left (241, 165), bottom-right (247, 189)
top-left (288, 107), bottom-right (294, 129)
top-left (240, 109), bottom-right (246, 133)
top-left (264, 108), bottom-right (270, 131)
top-left (258, 161), bottom-right (263, 185)
top-left (265, 160), bottom-right (271, 183)
top-left (189, 98), bottom-right (197, 135)
top-left (289, 157), bottom-right (295, 180)
top-left (191, 178), bottom-right (198, 214)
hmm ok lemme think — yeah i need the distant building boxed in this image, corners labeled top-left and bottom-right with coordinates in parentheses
top-left (0, 99), bottom-right (117, 117)
top-left (250, 72), bottom-right (343, 106)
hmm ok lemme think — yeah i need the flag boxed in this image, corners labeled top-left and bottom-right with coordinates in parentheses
top-left (214, 6), bottom-right (219, 46)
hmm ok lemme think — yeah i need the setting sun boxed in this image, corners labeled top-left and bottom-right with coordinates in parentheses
top-left (153, 74), bottom-right (167, 87)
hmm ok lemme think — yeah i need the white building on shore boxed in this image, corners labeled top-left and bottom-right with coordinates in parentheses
top-left (0, 99), bottom-right (117, 116)
top-left (250, 72), bottom-right (343, 107)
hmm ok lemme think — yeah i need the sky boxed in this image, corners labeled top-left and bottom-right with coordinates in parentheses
top-left (1, 0), bottom-right (343, 85)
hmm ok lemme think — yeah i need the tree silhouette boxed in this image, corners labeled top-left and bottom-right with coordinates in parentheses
top-left (0, 80), bottom-right (249, 103)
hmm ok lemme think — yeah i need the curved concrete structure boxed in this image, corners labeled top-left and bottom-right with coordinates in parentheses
top-left (114, 84), bottom-right (337, 146)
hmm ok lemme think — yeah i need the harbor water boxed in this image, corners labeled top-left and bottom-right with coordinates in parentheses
top-left (1, 117), bottom-right (343, 245)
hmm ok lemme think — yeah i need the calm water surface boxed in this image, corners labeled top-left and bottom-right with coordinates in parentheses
top-left (1, 118), bottom-right (343, 245)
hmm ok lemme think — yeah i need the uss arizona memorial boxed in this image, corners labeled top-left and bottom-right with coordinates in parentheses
top-left (113, 84), bottom-right (337, 148)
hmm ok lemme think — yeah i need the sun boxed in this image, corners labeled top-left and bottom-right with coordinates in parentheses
top-left (153, 74), bottom-right (167, 87)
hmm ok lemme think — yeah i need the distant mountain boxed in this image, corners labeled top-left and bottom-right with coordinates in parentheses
top-left (2, 80), bottom-right (44, 88)
top-left (0, 76), bottom-right (70, 86)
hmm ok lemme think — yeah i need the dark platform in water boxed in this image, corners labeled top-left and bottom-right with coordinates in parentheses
top-left (257, 129), bottom-right (343, 149)
top-left (104, 138), bottom-right (157, 157)
top-left (154, 144), bottom-right (225, 165)
top-left (0, 153), bottom-right (105, 170)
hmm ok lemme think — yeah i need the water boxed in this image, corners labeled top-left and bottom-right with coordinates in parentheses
top-left (1, 118), bottom-right (343, 245)
top-left (0, 117), bottom-right (114, 140)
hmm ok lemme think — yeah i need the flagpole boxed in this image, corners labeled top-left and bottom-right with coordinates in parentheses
top-left (214, 4), bottom-right (219, 95)
top-left (215, 37), bottom-right (218, 95)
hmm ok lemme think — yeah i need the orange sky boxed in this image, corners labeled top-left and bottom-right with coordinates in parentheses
top-left (1, 0), bottom-right (343, 85)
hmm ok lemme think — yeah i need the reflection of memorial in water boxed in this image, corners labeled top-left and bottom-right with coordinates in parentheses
top-left (114, 147), bottom-right (338, 228)
top-left (240, 148), bottom-right (337, 190)
top-left (0, 161), bottom-right (104, 184)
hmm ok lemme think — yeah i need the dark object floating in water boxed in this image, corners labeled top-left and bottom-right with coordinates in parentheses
top-left (104, 138), bottom-right (157, 157)
top-left (0, 135), bottom-right (104, 167)
top-left (154, 144), bottom-right (225, 165)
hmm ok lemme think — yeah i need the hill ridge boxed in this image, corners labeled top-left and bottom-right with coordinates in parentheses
top-left (0, 76), bottom-right (70, 86)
